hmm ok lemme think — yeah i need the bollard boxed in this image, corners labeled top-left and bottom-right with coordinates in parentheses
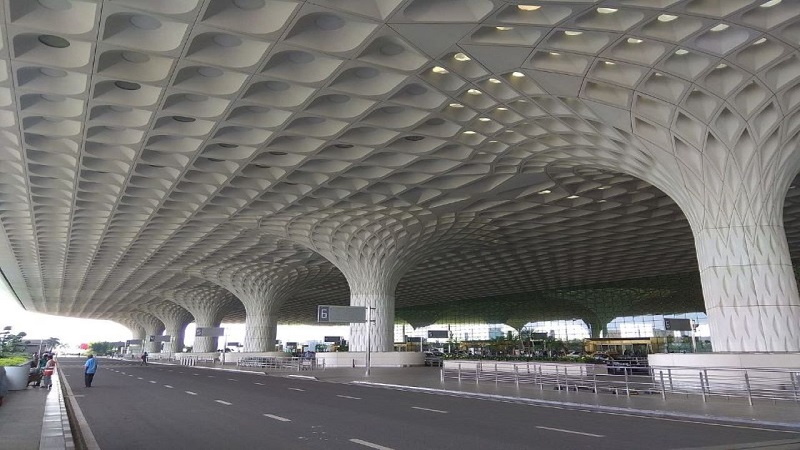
top-left (659, 370), bottom-right (666, 400)
top-left (593, 371), bottom-right (598, 394)
top-left (624, 368), bottom-right (630, 397)
top-left (700, 372), bottom-right (707, 402)
top-left (538, 365), bottom-right (544, 390)
top-left (668, 368), bottom-right (673, 391)
top-left (744, 371), bottom-right (753, 406)
top-left (703, 369), bottom-right (710, 394)
top-left (527, 362), bottom-right (530, 374)
top-left (495, 363), bottom-right (498, 384)
top-left (556, 367), bottom-right (560, 390)
top-left (440, 366), bottom-right (444, 383)
top-left (792, 372), bottom-right (799, 403)
top-left (565, 367), bottom-right (570, 392)
top-left (514, 365), bottom-right (519, 387)
top-left (458, 363), bottom-right (462, 382)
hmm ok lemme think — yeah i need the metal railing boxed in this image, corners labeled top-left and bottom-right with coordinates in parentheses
top-left (237, 356), bottom-right (325, 372)
top-left (441, 361), bottom-right (800, 406)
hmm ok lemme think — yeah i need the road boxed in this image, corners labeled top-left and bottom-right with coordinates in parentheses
top-left (57, 358), bottom-right (799, 450)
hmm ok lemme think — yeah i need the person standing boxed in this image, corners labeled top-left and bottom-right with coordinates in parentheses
top-left (41, 355), bottom-right (56, 389)
top-left (84, 354), bottom-right (97, 388)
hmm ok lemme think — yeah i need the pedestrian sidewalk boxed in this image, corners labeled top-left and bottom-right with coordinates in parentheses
top-left (0, 368), bottom-right (74, 450)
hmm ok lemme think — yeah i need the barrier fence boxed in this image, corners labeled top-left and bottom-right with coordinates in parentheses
top-left (236, 356), bottom-right (325, 372)
top-left (440, 362), bottom-right (800, 406)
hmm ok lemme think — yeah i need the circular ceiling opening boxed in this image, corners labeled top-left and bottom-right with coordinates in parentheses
top-left (38, 35), bottom-right (70, 48)
top-left (114, 81), bottom-right (141, 91)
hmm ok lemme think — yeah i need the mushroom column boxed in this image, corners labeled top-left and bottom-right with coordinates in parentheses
top-left (171, 286), bottom-right (238, 353)
top-left (142, 300), bottom-right (193, 353)
top-left (261, 205), bottom-right (493, 352)
top-left (113, 318), bottom-right (145, 352)
top-left (128, 312), bottom-right (166, 354)
top-left (201, 256), bottom-right (333, 353)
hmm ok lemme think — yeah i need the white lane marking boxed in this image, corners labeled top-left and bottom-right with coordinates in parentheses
top-left (120, 372), bottom-right (126, 374)
top-left (227, 378), bottom-right (238, 381)
top-left (192, 373), bottom-right (199, 376)
top-left (215, 400), bottom-right (232, 406)
top-left (128, 375), bottom-right (133, 377)
top-left (185, 391), bottom-right (197, 396)
top-left (337, 395), bottom-right (361, 400)
top-left (411, 407), bottom-right (448, 414)
top-left (263, 414), bottom-right (291, 422)
top-left (289, 387), bottom-right (304, 391)
top-left (254, 382), bottom-right (264, 386)
top-left (207, 375), bottom-right (215, 378)
top-left (164, 385), bottom-right (173, 389)
top-left (536, 426), bottom-right (604, 438)
top-left (349, 439), bottom-right (393, 450)
top-left (168, 370), bottom-right (173, 372)
top-left (136, 377), bottom-right (142, 380)
top-left (149, 380), bottom-right (157, 384)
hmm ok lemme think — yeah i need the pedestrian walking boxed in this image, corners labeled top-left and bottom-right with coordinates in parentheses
top-left (84, 354), bottom-right (97, 387)
top-left (41, 355), bottom-right (56, 389)
top-left (140, 351), bottom-right (148, 366)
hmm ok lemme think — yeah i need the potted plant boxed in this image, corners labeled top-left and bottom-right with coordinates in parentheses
top-left (0, 326), bottom-right (32, 391)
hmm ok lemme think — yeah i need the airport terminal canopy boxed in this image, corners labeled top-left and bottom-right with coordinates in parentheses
top-left (1, 0), bottom-right (800, 353)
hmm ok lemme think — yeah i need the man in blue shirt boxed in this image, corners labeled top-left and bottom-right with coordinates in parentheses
top-left (84, 354), bottom-right (97, 388)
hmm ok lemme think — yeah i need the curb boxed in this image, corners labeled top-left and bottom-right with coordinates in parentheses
top-left (285, 375), bottom-right (319, 381)
top-left (351, 381), bottom-right (800, 432)
top-left (59, 369), bottom-right (100, 450)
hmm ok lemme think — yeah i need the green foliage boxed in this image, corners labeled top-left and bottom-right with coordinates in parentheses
top-left (0, 326), bottom-right (27, 358)
top-left (0, 355), bottom-right (29, 367)
top-left (89, 341), bottom-right (116, 356)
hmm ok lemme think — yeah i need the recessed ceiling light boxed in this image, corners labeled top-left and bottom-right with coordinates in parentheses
top-left (488, 78), bottom-right (501, 84)
top-left (710, 24), bottom-right (729, 32)
top-left (597, 7), bottom-right (618, 14)
top-left (496, 26), bottom-right (514, 31)
top-left (478, 117), bottom-right (490, 122)
top-left (760, 0), bottom-right (781, 7)
top-left (657, 14), bottom-right (678, 22)
top-left (454, 53), bottom-right (471, 61)
top-left (538, 190), bottom-right (551, 194)
top-left (627, 38), bottom-right (643, 44)
top-left (37, 34), bottom-right (70, 48)
top-left (564, 30), bottom-right (583, 36)
top-left (511, 71), bottom-right (525, 77)
top-left (497, 107), bottom-right (508, 111)
top-left (674, 49), bottom-right (689, 55)
top-left (432, 66), bottom-right (449, 74)
top-left (463, 130), bottom-right (477, 135)
top-left (449, 103), bottom-right (464, 108)
top-left (598, 186), bottom-right (609, 190)
top-left (604, 61), bottom-right (616, 65)
top-left (567, 195), bottom-right (579, 199)
top-left (467, 88), bottom-right (482, 95)
top-left (716, 63), bottom-right (728, 69)
top-left (130, 15), bottom-right (162, 30)
top-left (114, 80), bottom-right (141, 90)
top-left (598, 199), bottom-right (607, 203)
top-left (518, 5), bottom-right (541, 11)
top-left (549, 52), bottom-right (561, 56)
top-left (753, 37), bottom-right (767, 45)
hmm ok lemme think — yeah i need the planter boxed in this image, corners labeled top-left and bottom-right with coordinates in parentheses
top-left (4, 364), bottom-right (30, 391)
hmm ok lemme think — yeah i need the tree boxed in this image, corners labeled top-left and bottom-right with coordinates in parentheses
top-left (89, 341), bottom-right (116, 356)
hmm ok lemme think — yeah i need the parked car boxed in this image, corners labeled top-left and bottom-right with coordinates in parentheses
top-left (424, 351), bottom-right (443, 367)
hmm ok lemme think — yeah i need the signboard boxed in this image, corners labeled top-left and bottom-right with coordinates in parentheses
top-left (154, 335), bottom-right (171, 343)
top-left (427, 330), bottom-right (449, 339)
top-left (195, 327), bottom-right (225, 337)
top-left (664, 318), bottom-right (692, 331)
top-left (317, 305), bottom-right (366, 323)
top-left (531, 333), bottom-right (548, 340)
top-left (406, 336), bottom-right (422, 343)
top-left (126, 339), bottom-right (142, 345)
top-left (226, 342), bottom-right (240, 347)
top-left (324, 336), bottom-right (342, 344)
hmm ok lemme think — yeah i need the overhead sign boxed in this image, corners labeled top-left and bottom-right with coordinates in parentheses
top-left (531, 333), bottom-right (548, 340)
top-left (427, 330), bottom-right (449, 339)
top-left (195, 327), bottom-right (225, 337)
top-left (324, 336), bottom-right (341, 344)
top-left (664, 318), bottom-right (692, 331)
top-left (317, 305), bottom-right (366, 323)
top-left (406, 336), bottom-right (422, 343)
top-left (226, 342), bottom-right (240, 347)
top-left (126, 339), bottom-right (142, 345)
top-left (154, 335), bottom-right (171, 343)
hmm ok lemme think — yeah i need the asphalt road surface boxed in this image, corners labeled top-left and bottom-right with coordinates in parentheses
top-left (58, 358), bottom-right (799, 450)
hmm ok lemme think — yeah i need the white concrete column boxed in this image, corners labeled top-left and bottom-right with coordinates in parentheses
top-left (695, 223), bottom-right (800, 352)
top-left (349, 292), bottom-right (396, 352)
top-left (192, 311), bottom-right (223, 353)
top-left (243, 300), bottom-right (278, 352)
top-left (171, 288), bottom-right (238, 353)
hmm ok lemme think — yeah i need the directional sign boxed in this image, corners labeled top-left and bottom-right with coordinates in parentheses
top-left (154, 335), bottom-right (171, 343)
top-left (195, 327), bottom-right (225, 337)
top-left (427, 330), bottom-right (449, 339)
top-left (664, 318), bottom-right (692, 331)
top-left (317, 305), bottom-right (366, 323)
top-left (126, 339), bottom-right (142, 345)
top-left (324, 336), bottom-right (341, 344)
